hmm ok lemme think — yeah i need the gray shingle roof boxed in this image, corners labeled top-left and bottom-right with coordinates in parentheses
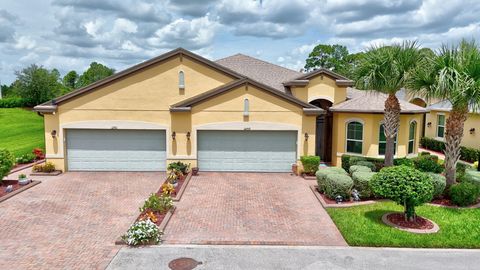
top-left (215, 54), bottom-right (302, 93)
top-left (331, 91), bottom-right (428, 113)
top-left (427, 100), bottom-right (478, 113)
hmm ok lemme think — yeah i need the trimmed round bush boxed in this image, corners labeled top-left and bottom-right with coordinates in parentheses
top-left (449, 182), bottom-right (480, 207)
top-left (465, 170), bottom-right (480, 188)
top-left (370, 166), bottom-right (434, 220)
top-left (324, 173), bottom-right (354, 200)
top-left (354, 161), bottom-right (376, 171)
top-left (349, 165), bottom-right (372, 174)
top-left (316, 167), bottom-right (348, 193)
top-left (352, 171), bottom-right (376, 198)
top-left (426, 173), bottom-right (446, 199)
top-left (413, 155), bottom-right (444, 173)
top-left (0, 149), bottom-right (15, 182)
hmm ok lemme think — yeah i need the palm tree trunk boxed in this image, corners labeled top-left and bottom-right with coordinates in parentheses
top-left (383, 93), bottom-right (401, 167)
top-left (444, 107), bottom-right (468, 186)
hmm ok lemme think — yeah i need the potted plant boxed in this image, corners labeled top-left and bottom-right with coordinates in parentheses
top-left (18, 174), bottom-right (30, 185)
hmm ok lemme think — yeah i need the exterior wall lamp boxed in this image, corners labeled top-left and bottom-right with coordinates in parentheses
top-left (172, 131), bottom-right (176, 140)
top-left (304, 132), bottom-right (309, 141)
top-left (186, 132), bottom-right (191, 140)
top-left (51, 130), bottom-right (57, 139)
top-left (427, 122), bottom-right (432, 127)
top-left (470, 128), bottom-right (475, 135)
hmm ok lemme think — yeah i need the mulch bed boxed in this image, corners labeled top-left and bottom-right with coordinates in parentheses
top-left (0, 180), bottom-right (41, 202)
top-left (430, 198), bottom-right (480, 208)
top-left (9, 159), bottom-right (45, 174)
top-left (431, 198), bottom-right (457, 207)
top-left (310, 185), bottom-right (380, 208)
top-left (157, 177), bottom-right (185, 198)
top-left (386, 213), bottom-right (434, 230)
top-left (137, 210), bottom-right (168, 226)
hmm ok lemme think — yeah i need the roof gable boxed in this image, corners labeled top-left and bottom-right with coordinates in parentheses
top-left (34, 48), bottom-right (245, 112)
top-left (284, 68), bottom-right (354, 87)
top-left (171, 78), bottom-right (322, 113)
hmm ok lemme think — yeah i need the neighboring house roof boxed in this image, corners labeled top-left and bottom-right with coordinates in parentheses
top-left (170, 78), bottom-right (323, 115)
top-left (215, 54), bottom-right (301, 93)
top-left (427, 100), bottom-right (478, 114)
top-left (34, 48), bottom-right (246, 112)
top-left (330, 91), bottom-right (428, 114)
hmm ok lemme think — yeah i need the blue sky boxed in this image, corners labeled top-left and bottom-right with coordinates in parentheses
top-left (1, 0), bottom-right (480, 84)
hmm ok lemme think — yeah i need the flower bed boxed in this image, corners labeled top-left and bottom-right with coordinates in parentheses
top-left (0, 180), bottom-right (41, 203)
top-left (381, 212), bottom-right (439, 234)
top-left (429, 198), bottom-right (480, 209)
top-left (310, 185), bottom-right (380, 208)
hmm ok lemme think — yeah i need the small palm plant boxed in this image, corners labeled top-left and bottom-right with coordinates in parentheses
top-left (408, 39), bottom-right (480, 186)
top-left (355, 41), bottom-right (423, 166)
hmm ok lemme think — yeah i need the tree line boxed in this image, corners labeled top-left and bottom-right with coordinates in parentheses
top-left (0, 62), bottom-right (114, 107)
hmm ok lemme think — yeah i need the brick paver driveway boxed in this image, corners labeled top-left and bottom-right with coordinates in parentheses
top-left (0, 172), bottom-right (163, 270)
top-left (163, 172), bottom-right (346, 246)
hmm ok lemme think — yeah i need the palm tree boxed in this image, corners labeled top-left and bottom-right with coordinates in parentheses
top-left (408, 40), bottom-right (480, 186)
top-left (356, 41), bottom-right (423, 166)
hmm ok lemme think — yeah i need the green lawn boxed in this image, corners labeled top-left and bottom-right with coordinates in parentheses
top-left (327, 201), bottom-right (480, 248)
top-left (0, 108), bottom-right (44, 157)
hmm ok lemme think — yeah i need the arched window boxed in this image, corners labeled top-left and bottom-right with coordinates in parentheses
top-left (346, 121), bottom-right (363, 154)
top-left (408, 121), bottom-right (417, 154)
top-left (178, 71), bottom-right (185, 89)
top-left (378, 124), bottom-right (397, 155)
top-left (243, 98), bottom-right (249, 116)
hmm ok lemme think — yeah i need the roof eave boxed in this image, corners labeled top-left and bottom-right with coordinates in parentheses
top-left (33, 105), bottom-right (57, 114)
top-left (169, 107), bottom-right (192, 112)
top-left (335, 79), bottom-right (354, 87)
top-left (303, 108), bottom-right (325, 115)
top-left (283, 80), bottom-right (309, 87)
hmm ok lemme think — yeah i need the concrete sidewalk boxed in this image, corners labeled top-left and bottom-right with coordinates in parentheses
top-left (106, 245), bottom-right (480, 270)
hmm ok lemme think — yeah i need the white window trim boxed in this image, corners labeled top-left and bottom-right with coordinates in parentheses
top-left (378, 122), bottom-right (398, 156)
top-left (408, 120), bottom-right (417, 154)
top-left (345, 120), bottom-right (364, 154)
top-left (436, 113), bottom-right (446, 139)
top-left (178, 70), bottom-right (185, 89)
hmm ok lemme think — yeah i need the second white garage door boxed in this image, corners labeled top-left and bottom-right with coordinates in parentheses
top-left (66, 129), bottom-right (166, 171)
top-left (197, 130), bottom-right (297, 172)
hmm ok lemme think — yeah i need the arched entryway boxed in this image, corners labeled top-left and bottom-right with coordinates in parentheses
top-left (410, 98), bottom-right (427, 137)
top-left (310, 99), bottom-right (333, 163)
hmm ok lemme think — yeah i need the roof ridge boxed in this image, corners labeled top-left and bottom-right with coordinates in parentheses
top-left (216, 53), bottom-right (302, 74)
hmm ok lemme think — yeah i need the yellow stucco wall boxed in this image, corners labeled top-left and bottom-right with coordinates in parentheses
top-left (290, 75), bottom-right (347, 105)
top-left (425, 110), bottom-right (480, 149)
top-left (331, 112), bottom-right (424, 167)
top-left (43, 55), bottom-right (316, 171)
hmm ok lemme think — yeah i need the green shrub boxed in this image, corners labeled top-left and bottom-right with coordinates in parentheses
top-left (300, 156), bottom-right (320, 175)
top-left (324, 173), bottom-right (354, 200)
top-left (0, 149), bottom-right (15, 182)
top-left (352, 171), bottom-right (376, 198)
top-left (316, 167), bottom-right (348, 192)
top-left (349, 165), bottom-right (372, 174)
top-left (394, 158), bottom-right (415, 167)
top-left (370, 166), bottom-right (434, 220)
top-left (0, 97), bottom-right (28, 108)
top-left (420, 137), bottom-right (480, 163)
top-left (426, 173), bottom-right (446, 199)
top-left (341, 154), bottom-right (414, 173)
top-left (167, 161), bottom-right (190, 174)
top-left (355, 161), bottom-right (376, 171)
top-left (16, 153), bottom-right (36, 164)
top-left (465, 170), bottom-right (480, 188)
top-left (413, 155), bottom-right (443, 173)
top-left (140, 193), bottom-right (173, 213)
top-left (449, 182), bottom-right (480, 207)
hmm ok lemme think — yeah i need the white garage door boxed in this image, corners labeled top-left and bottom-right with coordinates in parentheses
top-left (66, 129), bottom-right (166, 171)
top-left (198, 130), bottom-right (297, 172)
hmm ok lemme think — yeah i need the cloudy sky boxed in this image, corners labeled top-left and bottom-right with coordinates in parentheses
top-left (1, 0), bottom-right (480, 84)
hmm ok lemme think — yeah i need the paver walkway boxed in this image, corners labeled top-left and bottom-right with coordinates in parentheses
top-left (0, 171), bottom-right (163, 270)
top-left (163, 172), bottom-right (346, 246)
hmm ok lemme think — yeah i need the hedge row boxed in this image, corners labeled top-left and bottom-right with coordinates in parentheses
top-left (0, 97), bottom-right (29, 108)
top-left (420, 137), bottom-right (480, 163)
top-left (341, 155), bottom-right (415, 172)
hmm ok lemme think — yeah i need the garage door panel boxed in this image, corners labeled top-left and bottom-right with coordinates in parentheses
top-left (67, 129), bottom-right (166, 171)
top-left (198, 131), bottom-right (296, 172)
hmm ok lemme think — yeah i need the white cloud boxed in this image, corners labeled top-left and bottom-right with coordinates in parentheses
top-left (14, 36), bottom-right (36, 50)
